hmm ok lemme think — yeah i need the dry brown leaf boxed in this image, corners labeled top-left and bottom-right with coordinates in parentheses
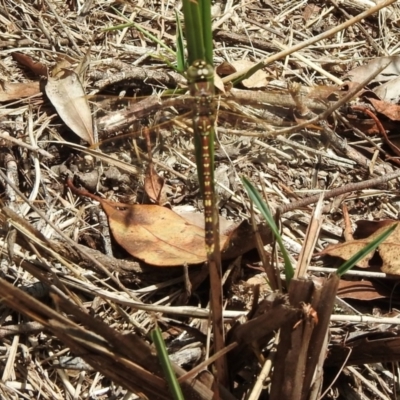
top-left (101, 201), bottom-right (227, 266)
top-left (12, 52), bottom-right (48, 76)
top-left (67, 179), bottom-right (229, 266)
top-left (354, 219), bottom-right (396, 238)
top-left (369, 98), bottom-right (400, 121)
top-left (216, 61), bottom-right (236, 76)
top-left (45, 69), bottom-right (94, 145)
top-left (320, 220), bottom-right (400, 274)
top-left (303, 4), bottom-right (321, 22)
top-left (0, 82), bottom-right (41, 102)
top-left (144, 165), bottom-right (167, 205)
top-left (337, 279), bottom-right (389, 301)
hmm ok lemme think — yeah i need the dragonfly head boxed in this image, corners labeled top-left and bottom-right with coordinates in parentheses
top-left (186, 60), bottom-right (214, 83)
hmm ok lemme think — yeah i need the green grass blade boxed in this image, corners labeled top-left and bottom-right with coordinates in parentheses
top-left (182, 0), bottom-right (206, 64)
top-left (105, 7), bottom-right (176, 58)
top-left (199, 0), bottom-right (213, 66)
top-left (336, 224), bottom-right (397, 276)
top-left (242, 177), bottom-right (294, 283)
top-left (151, 327), bottom-right (184, 400)
top-left (175, 10), bottom-right (185, 72)
top-left (243, 179), bottom-right (397, 281)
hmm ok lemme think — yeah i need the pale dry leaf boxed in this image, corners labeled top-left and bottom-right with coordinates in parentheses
top-left (173, 205), bottom-right (234, 234)
top-left (373, 76), bottom-right (400, 103)
top-left (214, 70), bottom-right (226, 94)
top-left (345, 56), bottom-right (400, 84)
top-left (45, 69), bottom-right (94, 145)
top-left (320, 220), bottom-right (400, 274)
top-left (231, 60), bottom-right (269, 88)
top-left (0, 82), bottom-right (41, 102)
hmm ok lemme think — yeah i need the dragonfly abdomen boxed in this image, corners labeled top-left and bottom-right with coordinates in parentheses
top-left (186, 60), bottom-right (217, 255)
top-left (197, 114), bottom-right (215, 254)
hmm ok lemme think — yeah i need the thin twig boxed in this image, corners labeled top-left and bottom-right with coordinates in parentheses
top-left (222, 0), bottom-right (396, 84)
top-left (0, 168), bottom-right (142, 303)
top-left (277, 168), bottom-right (400, 215)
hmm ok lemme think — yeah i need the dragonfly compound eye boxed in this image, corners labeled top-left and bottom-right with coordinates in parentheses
top-left (187, 60), bottom-right (214, 83)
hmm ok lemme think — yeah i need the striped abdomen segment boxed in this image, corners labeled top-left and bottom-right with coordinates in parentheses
top-left (186, 60), bottom-right (216, 255)
top-left (196, 113), bottom-right (214, 254)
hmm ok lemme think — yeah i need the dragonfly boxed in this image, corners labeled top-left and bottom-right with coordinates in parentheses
top-left (186, 60), bottom-right (217, 255)
top-left (75, 66), bottom-right (349, 250)
top-left (185, 58), bottom-right (228, 389)
top-left (83, 71), bottom-right (343, 221)
top-left (84, 74), bottom-right (339, 200)
top-left (91, 79), bottom-right (331, 144)
top-left (61, 60), bottom-right (352, 390)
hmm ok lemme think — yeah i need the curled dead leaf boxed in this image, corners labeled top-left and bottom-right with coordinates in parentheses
top-left (369, 98), bottom-right (400, 121)
top-left (337, 279), bottom-right (390, 301)
top-left (144, 165), bottom-right (167, 205)
top-left (45, 69), bottom-right (94, 145)
top-left (12, 52), bottom-right (48, 76)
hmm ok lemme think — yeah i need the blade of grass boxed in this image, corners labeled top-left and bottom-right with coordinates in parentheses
top-left (105, 7), bottom-right (176, 58)
top-left (242, 177), bottom-right (294, 283)
top-left (182, 0), bottom-right (206, 64)
top-left (151, 326), bottom-right (184, 400)
top-left (199, 0), bottom-right (213, 66)
top-left (175, 10), bottom-right (185, 73)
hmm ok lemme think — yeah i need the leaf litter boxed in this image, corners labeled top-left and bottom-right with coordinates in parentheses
top-left (45, 64), bottom-right (94, 145)
top-left (1, 0), bottom-right (400, 399)
top-left (320, 219), bottom-right (400, 274)
top-left (67, 177), bottom-right (230, 266)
